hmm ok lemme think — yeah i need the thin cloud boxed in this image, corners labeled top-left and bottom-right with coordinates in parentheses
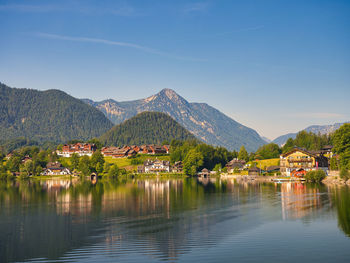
top-left (0, 3), bottom-right (137, 16)
top-left (0, 4), bottom-right (60, 12)
top-left (34, 33), bottom-right (206, 62)
top-left (289, 112), bottom-right (345, 119)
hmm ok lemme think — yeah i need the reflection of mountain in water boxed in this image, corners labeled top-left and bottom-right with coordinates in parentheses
top-left (0, 179), bottom-right (343, 262)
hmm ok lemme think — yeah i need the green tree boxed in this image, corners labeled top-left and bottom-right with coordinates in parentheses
top-left (330, 157), bottom-right (339, 171)
top-left (90, 150), bottom-right (105, 173)
top-left (71, 153), bottom-right (80, 170)
top-left (78, 155), bottom-right (91, 176)
top-left (255, 143), bottom-right (281, 159)
top-left (332, 123), bottom-right (350, 169)
top-left (7, 155), bottom-right (21, 172)
top-left (238, 146), bottom-right (249, 162)
top-left (183, 149), bottom-right (204, 176)
top-left (108, 164), bottom-right (119, 177)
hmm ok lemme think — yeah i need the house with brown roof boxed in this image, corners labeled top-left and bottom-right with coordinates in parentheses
top-left (57, 143), bottom-right (96, 157)
top-left (42, 162), bottom-right (71, 176)
top-left (280, 147), bottom-right (328, 177)
top-left (225, 159), bottom-right (246, 173)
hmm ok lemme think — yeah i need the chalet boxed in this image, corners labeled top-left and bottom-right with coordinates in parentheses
top-left (139, 159), bottom-right (171, 173)
top-left (225, 159), bottom-right (246, 172)
top-left (280, 147), bottom-right (328, 177)
top-left (130, 145), bottom-right (141, 153)
top-left (41, 162), bottom-right (71, 176)
top-left (172, 161), bottom-right (183, 173)
top-left (57, 143), bottom-right (96, 157)
top-left (101, 146), bottom-right (120, 157)
top-left (143, 145), bottom-right (167, 155)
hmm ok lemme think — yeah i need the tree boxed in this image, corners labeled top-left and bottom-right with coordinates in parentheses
top-left (90, 150), bottom-right (105, 173)
top-left (79, 155), bottom-right (91, 176)
top-left (332, 123), bottom-right (350, 169)
top-left (330, 157), bottom-right (339, 171)
top-left (20, 160), bottom-right (34, 176)
top-left (255, 143), bottom-right (281, 159)
top-left (108, 164), bottom-right (119, 177)
top-left (183, 149), bottom-right (204, 176)
top-left (71, 153), bottom-right (80, 170)
top-left (238, 146), bottom-right (249, 162)
top-left (7, 155), bottom-right (21, 172)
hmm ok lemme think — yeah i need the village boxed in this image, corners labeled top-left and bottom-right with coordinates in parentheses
top-left (8, 141), bottom-right (334, 181)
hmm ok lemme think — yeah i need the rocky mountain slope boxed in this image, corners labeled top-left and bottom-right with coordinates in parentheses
top-left (83, 89), bottom-right (265, 151)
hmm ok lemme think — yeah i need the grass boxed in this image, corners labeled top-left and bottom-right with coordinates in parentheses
top-left (248, 158), bottom-right (279, 169)
top-left (104, 154), bottom-right (171, 170)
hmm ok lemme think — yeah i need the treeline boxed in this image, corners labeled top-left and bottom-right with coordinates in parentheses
top-left (170, 140), bottom-right (236, 175)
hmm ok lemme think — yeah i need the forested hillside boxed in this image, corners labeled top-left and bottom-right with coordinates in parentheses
top-left (0, 82), bottom-right (113, 143)
top-left (100, 111), bottom-right (197, 146)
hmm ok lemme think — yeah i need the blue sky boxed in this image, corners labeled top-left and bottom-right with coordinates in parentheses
top-left (0, 0), bottom-right (349, 140)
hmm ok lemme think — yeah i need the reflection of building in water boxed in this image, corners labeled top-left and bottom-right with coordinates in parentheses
top-left (280, 182), bottom-right (322, 220)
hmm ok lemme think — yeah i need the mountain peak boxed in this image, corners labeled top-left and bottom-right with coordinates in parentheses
top-left (158, 88), bottom-right (180, 100)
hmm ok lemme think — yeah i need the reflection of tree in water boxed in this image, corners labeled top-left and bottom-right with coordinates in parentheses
top-left (330, 186), bottom-right (350, 237)
top-left (0, 178), bottom-right (345, 262)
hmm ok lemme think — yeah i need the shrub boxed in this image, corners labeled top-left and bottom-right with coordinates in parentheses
top-left (305, 170), bottom-right (326, 183)
top-left (340, 168), bottom-right (350, 181)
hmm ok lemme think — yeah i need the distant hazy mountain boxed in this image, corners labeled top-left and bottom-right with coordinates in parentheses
top-left (100, 112), bottom-right (197, 146)
top-left (273, 122), bottom-right (348, 146)
top-left (261, 136), bottom-right (272, 143)
top-left (0, 82), bottom-right (113, 143)
top-left (83, 89), bottom-right (266, 151)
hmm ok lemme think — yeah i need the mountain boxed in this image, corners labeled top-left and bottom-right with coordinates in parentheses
top-left (0, 82), bottom-right (113, 143)
top-left (100, 111), bottom-right (197, 146)
top-left (261, 136), bottom-right (271, 143)
top-left (273, 122), bottom-right (348, 146)
top-left (83, 89), bottom-right (266, 151)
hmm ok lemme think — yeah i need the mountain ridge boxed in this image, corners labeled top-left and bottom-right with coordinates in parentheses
top-left (83, 89), bottom-right (266, 151)
top-left (273, 122), bottom-right (349, 146)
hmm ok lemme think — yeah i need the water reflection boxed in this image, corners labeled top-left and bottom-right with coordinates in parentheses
top-left (0, 178), bottom-right (349, 262)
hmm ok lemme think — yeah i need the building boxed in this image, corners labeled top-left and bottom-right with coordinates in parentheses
top-left (42, 162), bottom-right (71, 176)
top-left (198, 168), bottom-right (210, 177)
top-left (248, 167), bottom-right (261, 176)
top-left (172, 161), bottom-right (183, 173)
top-left (57, 143), bottom-right (96, 157)
top-left (101, 147), bottom-right (136, 158)
top-left (280, 147), bottom-right (329, 177)
top-left (139, 159), bottom-right (171, 173)
top-left (225, 159), bottom-right (246, 172)
top-left (142, 145), bottom-right (167, 155)
top-left (266, 166), bottom-right (280, 174)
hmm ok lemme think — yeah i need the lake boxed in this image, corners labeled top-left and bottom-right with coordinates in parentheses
top-left (1, 177), bottom-right (350, 262)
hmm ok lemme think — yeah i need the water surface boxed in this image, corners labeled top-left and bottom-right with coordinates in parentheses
top-left (1, 178), bottom-right (350, 262)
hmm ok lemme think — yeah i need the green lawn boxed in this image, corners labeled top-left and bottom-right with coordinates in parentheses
top-left (248, 158), bottom-right (280, 169)
top-left (104, 154), bottom-right (171, 170)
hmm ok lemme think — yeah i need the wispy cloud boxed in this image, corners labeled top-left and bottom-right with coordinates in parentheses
top-left (289, 112), bottom-right (345, 119)
top-left (0, 3), bottom-right (137, 16)
top-left (0, 4), bottom-right (60, 12)
top-left (34, 32), bottom-right (206, 62)
top-left (183, 2), bottom-right (209, 13)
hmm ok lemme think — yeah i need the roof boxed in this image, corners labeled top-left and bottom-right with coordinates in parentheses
top-left (266, 166), bottom-right (280, 171)
top-left (281, 147), bottom-right (317, 158)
